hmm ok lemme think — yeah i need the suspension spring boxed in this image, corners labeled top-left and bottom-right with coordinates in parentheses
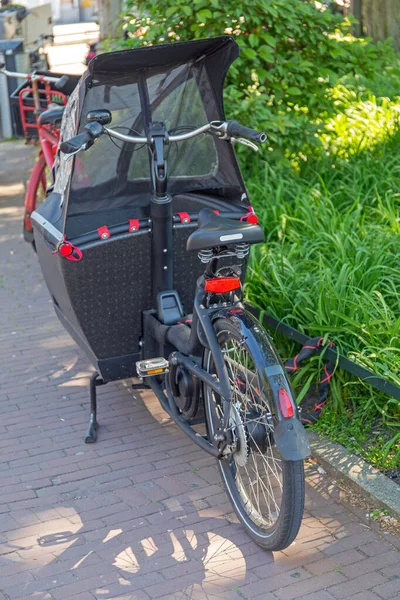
top-left (198, 248), bottom-right (214, 263)
top-left (234, 243), bottom-right (249, 260)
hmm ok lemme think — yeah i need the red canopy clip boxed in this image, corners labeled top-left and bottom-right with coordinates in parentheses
top-left (53, 239), bottom-right (83, 262)
top-left (177, 212), bottom-right (191, 224)
top-left (128, 219), bottom-right (140, 233)
top-left (98, 225), bottom-right (110, 240)
top-left (240, 205), bottom-right (258, 224)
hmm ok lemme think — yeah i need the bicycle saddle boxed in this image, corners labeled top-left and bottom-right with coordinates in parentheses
top-left (186, 208), bottom-right (264, 251)
top-left (38, 106), bottom-right (65, 126)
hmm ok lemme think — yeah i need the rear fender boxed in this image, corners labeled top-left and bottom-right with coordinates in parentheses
top-left (211, 307), bottom-right (310, 461)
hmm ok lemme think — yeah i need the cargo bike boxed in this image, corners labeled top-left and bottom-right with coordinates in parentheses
top-left (31, 37), bottom-right (310, 551)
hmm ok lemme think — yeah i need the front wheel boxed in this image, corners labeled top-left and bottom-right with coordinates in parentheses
top-left (24, 153), bottom-right (48, 249)
top-left (203, 314), bottom-right (305, 551)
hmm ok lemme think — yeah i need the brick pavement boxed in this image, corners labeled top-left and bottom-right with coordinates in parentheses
top-left (0, 141), bottom-right (399, 600)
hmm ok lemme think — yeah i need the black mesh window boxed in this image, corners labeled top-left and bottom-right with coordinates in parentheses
top-left (127, 64), bottom-right (218, 182)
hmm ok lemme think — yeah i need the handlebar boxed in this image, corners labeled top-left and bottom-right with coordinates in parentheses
top-left (0, 65), bottom-right (66, 86)
top-left (60, 120), bottom-right (266, 156)
top-left (105, 122), bottom-right (213, 145)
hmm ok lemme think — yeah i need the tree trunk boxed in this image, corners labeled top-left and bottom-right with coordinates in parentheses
top-left (98, 0), bottom-right (123, 39)
top-left (361, 0), bottom-right (400, 50)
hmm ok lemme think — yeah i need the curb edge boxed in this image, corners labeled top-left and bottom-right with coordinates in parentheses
top-left (307, 431), bottom-right (400, 518)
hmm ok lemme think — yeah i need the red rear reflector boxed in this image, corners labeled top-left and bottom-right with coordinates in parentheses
top-left (278, 387), bottom-right (295, 418)
top-left (247, 214), bottom-right (259, 224)
top-left (59, 243), bottom-right (73, 257)
top-left (204, 277), bottom-right (241, 294)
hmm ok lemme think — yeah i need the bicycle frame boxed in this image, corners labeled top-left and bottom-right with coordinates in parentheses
top-left (23, 114), bottom-right (61, 237)
top-left (14, 72), bottom-right (65, 238)
top-left (134, 124), bottom-right (307, 461)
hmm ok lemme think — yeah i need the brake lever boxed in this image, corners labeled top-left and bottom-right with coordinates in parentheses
top-left (230, 137), bottom-right (259, 152)
top-left (62, 143), bottom-right (90, 160)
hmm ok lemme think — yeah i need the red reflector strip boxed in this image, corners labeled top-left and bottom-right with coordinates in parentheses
top-left (98, 225), bottom-right (110, 240)
top-left (177, 212), bottom-right (191, 224)
top-left (204, 277), bottom-right (241, 294)
top-left (128, 219), bottom-right (140, 232)
top-left (278, 387), bottom-right (295, 418)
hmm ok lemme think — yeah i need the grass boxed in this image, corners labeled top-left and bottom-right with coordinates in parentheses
top-left (243, 83), bottom-right (400, 473)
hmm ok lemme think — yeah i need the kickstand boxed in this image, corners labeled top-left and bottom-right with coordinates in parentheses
top-left (85, 371), bottom-right (106, 444)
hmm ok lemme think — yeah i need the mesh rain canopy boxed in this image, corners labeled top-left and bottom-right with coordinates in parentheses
top-left (31, 37), bottom-right (252, 381)
top-left (41, 36), bottom-right (248, 240)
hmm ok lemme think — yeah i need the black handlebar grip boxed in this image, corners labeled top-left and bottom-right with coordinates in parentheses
top-left (225, 120), bottom-right (267, 143)
top-left (59, 122), bottom-right (103, 154)
top-left (60, 130), bottom-right (94, 154)
top-left (54, 75), bottom-right (69, 90)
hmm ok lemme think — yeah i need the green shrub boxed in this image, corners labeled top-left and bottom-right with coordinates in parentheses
top-left (116, 0), bottom-right (400, 164)
top-left (245, 134), bottom-right (400, 417)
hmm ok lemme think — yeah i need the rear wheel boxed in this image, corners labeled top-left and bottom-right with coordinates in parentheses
top-left (203, 316), bottom-right (305, 551)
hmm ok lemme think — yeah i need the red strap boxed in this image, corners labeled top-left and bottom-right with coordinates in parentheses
top-left (54, 240), bottom-right (83, 262)
top-left (240, 205), bottom-right (258, 224)
top-left (128, 219), bottom-right (140, 232)
top-left (177, 212), bottom-right (191, 224)
top-left (98, 225), bottom-right (110, 240)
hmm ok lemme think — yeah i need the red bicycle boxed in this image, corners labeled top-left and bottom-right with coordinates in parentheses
top-left (0, 66), bottom-right (72, 244)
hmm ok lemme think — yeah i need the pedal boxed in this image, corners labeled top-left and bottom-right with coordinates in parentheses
top-left (136, 357), bottom-right (169, 378)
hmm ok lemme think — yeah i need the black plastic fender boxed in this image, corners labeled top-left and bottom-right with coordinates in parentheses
top-left (210, 306), bottom-right (311, 461)
top-left (274, 419), bottom-right (311, 461)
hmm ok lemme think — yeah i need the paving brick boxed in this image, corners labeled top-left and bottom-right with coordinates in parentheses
top-left (341, 550), bottom-right (399, 578)
top-left (372, 578), bottom-right (400, 599)
top-left (359, 539), bottom-right (398, 556)
top-left (304, 548), bottom-right (365, 576)
top-left (280, 592), bottom-right (336, 600)
top-left (346, 592), bottom-right (383, 600)
top-left (274, 572), bottom-right (347, 600)
top-left (320, 531), bottom-right (378, 556)
top-left (238, 567), bottom-right (311, 597)
top-left (328, 571), bottom-right (388, 599)
top-left (379, 562), bottom-right (400, 578)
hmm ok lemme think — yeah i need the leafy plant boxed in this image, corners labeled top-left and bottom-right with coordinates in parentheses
top-left (115, 0), bottom-right (400, 165)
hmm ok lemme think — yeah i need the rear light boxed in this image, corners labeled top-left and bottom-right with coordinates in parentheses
top-left (204, 276), bottom-right (241, 294)
top-left (278, 387), bottom-right (295, 418)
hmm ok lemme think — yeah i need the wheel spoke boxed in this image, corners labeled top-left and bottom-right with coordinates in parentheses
top-left (209, 334), bottom-right (285, 530)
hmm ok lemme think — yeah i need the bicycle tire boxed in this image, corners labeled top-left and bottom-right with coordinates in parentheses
top-left (203, 314), bottom-right (305, 551)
